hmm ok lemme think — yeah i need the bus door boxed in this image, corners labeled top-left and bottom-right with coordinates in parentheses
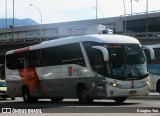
top-left (91, 46), bottom-right (109, 97)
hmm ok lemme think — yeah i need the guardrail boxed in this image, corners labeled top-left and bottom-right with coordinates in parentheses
top-left (127, 32), bottom-right (160, 39)
top-left (120, 10), bottom-right (160, 17)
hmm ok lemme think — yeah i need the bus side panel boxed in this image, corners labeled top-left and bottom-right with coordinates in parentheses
top-left (35, 77), bottom-right (97, 98)
top-left (34, 65), bottom-right (100, 98)
top-left (6, 69), bottom-right (23, 97)
top-left (6, 64), bottom-right (107, 99)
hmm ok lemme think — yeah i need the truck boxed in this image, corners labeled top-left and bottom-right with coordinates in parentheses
top-left (53, 23), bottom-right (113, 38)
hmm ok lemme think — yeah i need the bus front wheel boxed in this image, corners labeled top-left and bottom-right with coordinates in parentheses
top-left (11, 97), bottom-right (15, 100)
top-left (114, 97), bottom-right (127, 103)
top-left (78, 85), bottom-right (93, 104)
top-left (156, 80), bottom-right (160, 93)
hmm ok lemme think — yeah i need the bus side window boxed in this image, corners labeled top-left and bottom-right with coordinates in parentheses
top-left (6, 54), bottom-right (17, 70)
top-left (144, 49), bottom-right (151, 63)
top-left (62, 43), bottom-right (86, 67)
top-left (27, 50), bottom-right (39, 68)
top-left (16, 53), bottom-right (26, 69)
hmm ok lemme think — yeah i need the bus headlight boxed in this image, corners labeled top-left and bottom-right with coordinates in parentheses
top-left (107, 82), bottom-right (121, 87)
top-left (146, 81), bottom-right (150, 86)
top-left (144, 80), bottom-right (150, 86)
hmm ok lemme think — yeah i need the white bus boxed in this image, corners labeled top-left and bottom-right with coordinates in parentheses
top-left (5, 34), bottom-right (150, 103)
top-left (143, 44), bottom-right (160, 93)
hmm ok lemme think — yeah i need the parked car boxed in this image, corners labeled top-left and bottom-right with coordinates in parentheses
top-left (0, 80), bottom-right (15, 100)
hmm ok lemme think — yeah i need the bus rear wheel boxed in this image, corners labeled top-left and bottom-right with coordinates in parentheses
top-left (78, 86), bottom-right (93, 104)
top-left (114, 97), bottom-right (127, 103)
top-left (22, 87), bottom-right (38, 103)
top-left (11, 97), bottom-right (15, 100)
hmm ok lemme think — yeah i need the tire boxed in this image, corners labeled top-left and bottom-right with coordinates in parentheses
top-left (22, 87), bottom-right (38, 103)
top-left (78, 85), bottom-right (93, 104)
top-left (51, 98), bottom-right (64, 102)
top-left (156, 81), bottom-right (160, 93)
top-left (114, 97), bottom-right (127, 103)
top-left (11, 97), bottom-right (15, 100)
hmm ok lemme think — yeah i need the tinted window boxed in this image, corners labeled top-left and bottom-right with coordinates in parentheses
top-left (40, 43), bottom-right (85, 67)
top-left (6, 54), bottom-right (17, 70)
top-left (27, 50), bottom-right (39, 68)
top-left (16, 53), bottom-right (26, 69)
top-left (40, 46), bottom-right (62, 66)
top-left (83, 42), bottom-right (107, 76)
top-left (62, 43), bottom-right (85, 66)
top-left (144, 49), bottom-right (151, 63)
top-left (6, 53), bottom-right (26, 70)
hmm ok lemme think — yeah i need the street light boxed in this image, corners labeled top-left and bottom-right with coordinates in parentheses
top-left (94, 7), bottom-right (104, 19)
top-left (146, 0), bottom-right (148, 38)
top-left (12, 0), bottom-right (15, 42)
top-left (30, 4), bottom-right (43, 42)
top-left (95, 0), bottom-right (98, 21)
top-left (122, 0), bottom-right (127, 34)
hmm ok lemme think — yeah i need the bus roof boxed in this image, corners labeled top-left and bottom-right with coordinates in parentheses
top-left (6, 34), bottom-right (140, 54)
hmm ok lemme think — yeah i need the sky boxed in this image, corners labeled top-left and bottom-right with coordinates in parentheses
top-left (0, 0), bottom-right (160, 24)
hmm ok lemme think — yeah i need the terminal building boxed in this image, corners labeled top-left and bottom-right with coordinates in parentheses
top-left (0, 10), bottom-right (160, 79)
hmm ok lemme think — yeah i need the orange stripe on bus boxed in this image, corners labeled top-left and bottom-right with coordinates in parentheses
top-left (18, 68), bottom-right (46, 97)
top-left (13, 47), bottom-right (30, 53)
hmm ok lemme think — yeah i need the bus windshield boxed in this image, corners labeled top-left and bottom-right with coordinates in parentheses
top-left (106, 44), bottom-right (148, 80)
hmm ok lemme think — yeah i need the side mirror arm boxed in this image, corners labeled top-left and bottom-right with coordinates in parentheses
top-left (92, 46), bottom-right (109, 61)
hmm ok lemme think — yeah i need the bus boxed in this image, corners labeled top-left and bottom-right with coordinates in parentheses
top-left (5, 34), bottom-right (150, 103)
top-left (143, 44), bottom-right (160, 93)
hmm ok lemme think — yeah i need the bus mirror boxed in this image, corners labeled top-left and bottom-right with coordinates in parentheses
top-left (143, 46), bottom-right (155, 60)
top-left (92, 46), bottom-right (109, 61)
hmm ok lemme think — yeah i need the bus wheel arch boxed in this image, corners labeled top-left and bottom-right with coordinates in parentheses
top-left (77, 83), bottom-right (93, 104)
top-left (113, 97), bottom-right (127, 103)
top-left (156, 80), bottom-right (160, 93)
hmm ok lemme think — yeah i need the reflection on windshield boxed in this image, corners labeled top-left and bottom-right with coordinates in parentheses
top-left (107, 44), bottom-right (148, 79)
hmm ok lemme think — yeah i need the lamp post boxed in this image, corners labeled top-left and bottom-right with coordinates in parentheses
top-left (131, 0), bottom-right (132, 15)
top-left (95, 0), bottom-right (98, 21)
top-left (122, 0), bottom-right (127, 34)
top-left (146, 0), bottom-right (148, 38)
top-left (94, 7), bottom-right (104, 19)
top-left (6, 0), bottom-right (8, 30)
top-left (30, 4), bottom-right (42, 42)
top-left (12, 0), bottom-right (14, 42)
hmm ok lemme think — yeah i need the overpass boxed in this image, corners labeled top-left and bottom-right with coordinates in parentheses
top-left (1, 10), bottom-right (160, 64)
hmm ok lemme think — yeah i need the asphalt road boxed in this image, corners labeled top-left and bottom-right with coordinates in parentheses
top-left (0, 93), bottom-right (160, 115)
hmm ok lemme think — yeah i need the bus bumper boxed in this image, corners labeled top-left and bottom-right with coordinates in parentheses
top-left (107, 85), bottom-right (150, 98)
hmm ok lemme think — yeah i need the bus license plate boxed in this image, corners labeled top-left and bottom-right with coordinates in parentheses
top-left (129, 90), bottom-right (137, 95)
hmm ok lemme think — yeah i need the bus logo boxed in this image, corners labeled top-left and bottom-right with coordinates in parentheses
top-left (68, 66), bottom-right (72, 76)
